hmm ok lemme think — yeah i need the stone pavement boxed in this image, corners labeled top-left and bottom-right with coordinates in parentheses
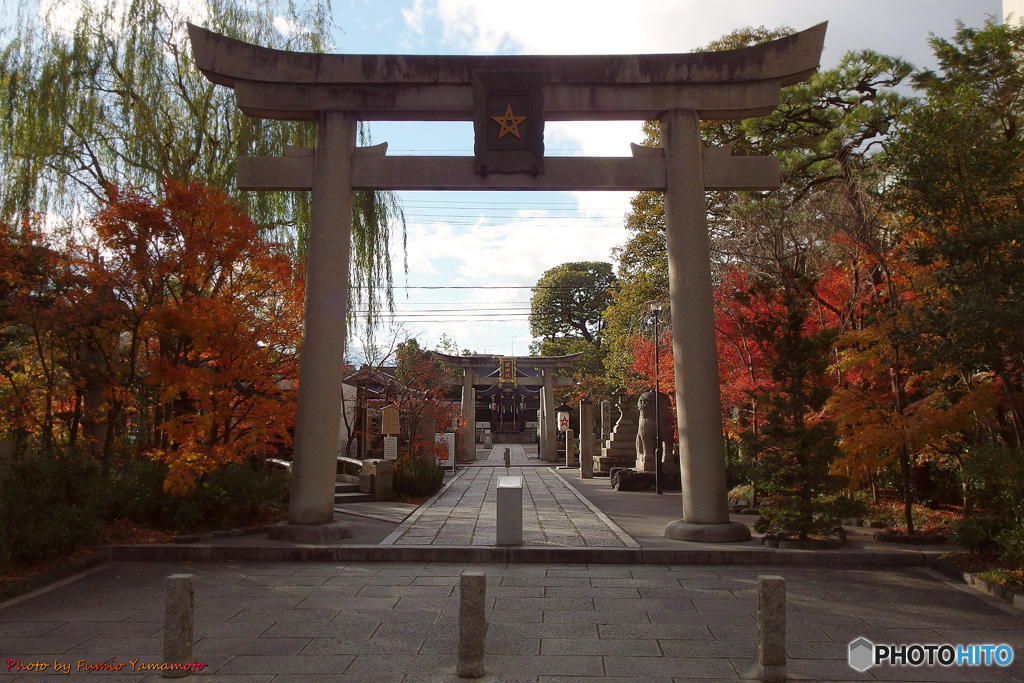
top-left (2, 560), bottom-right (1022, 681)
top-left (381, 446), bottom-right (635, 548)
top-left (333, 502), bottom-right (419, 525)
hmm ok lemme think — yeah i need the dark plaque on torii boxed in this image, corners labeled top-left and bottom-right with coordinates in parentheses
top-left (473, 70), bottom-right (544, 175)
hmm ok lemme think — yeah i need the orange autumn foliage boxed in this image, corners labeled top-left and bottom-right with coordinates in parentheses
top-left (88, 180), bottom-right (303, 494)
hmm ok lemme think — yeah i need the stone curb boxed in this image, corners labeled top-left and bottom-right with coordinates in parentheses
top-left (929, 557), bottom-right (1024, 611)
top-left (0, 552), bottom-right (108, 605)
top-left (104, 543), bottom-right (934, 566)
top-left (171, 526), bottom-right (270, 544)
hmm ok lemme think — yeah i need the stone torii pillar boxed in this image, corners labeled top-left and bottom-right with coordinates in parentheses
top-left (663, 109), bottom-right (748, 542)
top-left (540, 369), bottom-right (556, 462)
top-left (461, 369), bottom-right (476, 462)
top-left (271, 111), bottom-right (355, 540)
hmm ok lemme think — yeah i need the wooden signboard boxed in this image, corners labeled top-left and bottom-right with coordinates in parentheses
top-left (380, 405), bottom-right (400, 435)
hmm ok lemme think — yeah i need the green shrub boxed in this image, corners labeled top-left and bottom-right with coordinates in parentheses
top-left (392, 454), bottom-right (444, 499)
top-left (962, 446), bottom-right (1024, 522)
top-left (106, 456), bottom-right (287, 532)
top-left (950, 516), bottom-right (1008, 554)
top-left (105, 456), bottom-right (177, 526)
top-left (0, 445), bottom-right (103, 569)
top-left (997, 524), bottom-right (1024, 566)
top-left (828, 495), bottom-right (868, 521)
top-left (727, 484), bottom-right (754, 501)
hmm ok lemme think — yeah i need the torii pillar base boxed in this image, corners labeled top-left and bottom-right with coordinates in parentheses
top-left (665, 520), bottom-right (750, 543)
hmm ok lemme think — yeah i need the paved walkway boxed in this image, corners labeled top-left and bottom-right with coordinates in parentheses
top-left (382, 446), bottom-right (635, 548)
top-left (1, 561), bottom-right (1021, 681)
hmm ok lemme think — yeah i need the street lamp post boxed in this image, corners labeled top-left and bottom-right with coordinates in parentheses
top-left (649, 301), bottom-right (666, 495)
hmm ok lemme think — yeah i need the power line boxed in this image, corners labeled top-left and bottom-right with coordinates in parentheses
top-left (381, 313), bottom-right (532, 317)
top-left (352, 307), bottom-right (532, 313)
top-left (398, 198), bottom-right (629, 206)
top-left (403, 214), bottom-right (618, 219)
top-left (369, 300), bottom-right (532, 305)
top-left (378, 318), bottom-right (532, 323)
top-left (403, 220), bottom-right (626, 227)
top-left (391, 285), bottom-right (574, 289)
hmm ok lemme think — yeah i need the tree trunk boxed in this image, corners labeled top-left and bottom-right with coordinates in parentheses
top-left (69, 391), bottom-right (82, 447)
top-left (100, 399), bottom-right (121, 478)
top-left (899, 445), bottom-right (915, 536)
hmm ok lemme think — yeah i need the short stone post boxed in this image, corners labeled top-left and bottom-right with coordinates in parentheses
top-left (163, 574), bottom-right (194, 678)
top-left (496, 475), bottom-right (523, 545)
top-left (564, 429), bottom-right (575, 468)
top-left (373, 459), bottom-right (394, 498)
top-left (757, 575), bottom-right (786, 682)
top-left (458, 572), bottom-right (487, 678)
top-left (503, 447), bottom-right (511, 471)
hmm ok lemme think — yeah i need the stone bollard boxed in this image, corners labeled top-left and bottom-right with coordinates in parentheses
top-left (564, 429), bottom-right (575, 468)
top-left (757, 575), bottom-right (786, 682)
top-left (163, 574), bottom-right (194, 678)
top-left (458, 572), bottom-right (487, 678)
top-left (496, 475), bottom-right (523, 545)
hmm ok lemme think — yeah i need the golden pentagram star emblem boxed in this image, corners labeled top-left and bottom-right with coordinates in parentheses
top-left (490, 103), bottom-right (527, 140)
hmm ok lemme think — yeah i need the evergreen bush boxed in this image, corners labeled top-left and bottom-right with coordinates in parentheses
top-left (0, 445), bottom-right (103, 569)
top-left (393, 454), bottom-right (444, 499)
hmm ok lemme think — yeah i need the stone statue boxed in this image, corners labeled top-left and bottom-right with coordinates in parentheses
top-left (635, 391), bottom-right (672, 472)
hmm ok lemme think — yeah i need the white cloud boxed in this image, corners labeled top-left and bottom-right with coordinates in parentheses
top-left (40, 0), bottom-right (210, 41)
top-left (379, 0), bottom-right (999, 356)
top-left (273, 14), bottom-right (302, 38)
top-left (425, 0), bottom-right (731, 55)
top-left (401, 0), bottom-right (427, 34)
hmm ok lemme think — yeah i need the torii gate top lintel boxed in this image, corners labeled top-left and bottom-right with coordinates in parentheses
top-left (187, 22), bottom-right (826, 122)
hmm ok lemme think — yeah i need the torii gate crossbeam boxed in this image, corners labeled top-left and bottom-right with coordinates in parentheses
top-left (188, 23), bottom-right (826, 543)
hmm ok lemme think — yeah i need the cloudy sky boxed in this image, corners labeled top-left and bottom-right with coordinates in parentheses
top-left (22, 0), bottom-right (1004, 361)
top-left (320, 0), bottom-right (1001, 362)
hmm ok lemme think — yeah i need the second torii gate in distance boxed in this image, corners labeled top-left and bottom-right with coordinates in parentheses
top-left (189, 22), bottom-right (827, 543)
top-left (430, 352), bottom-right (581, 464)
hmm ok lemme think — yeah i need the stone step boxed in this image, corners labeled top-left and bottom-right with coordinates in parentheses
top-left (335, 483), bottom-right (360, 494)
top-left (593, 454), bottom-right (635, 475)
top-left (334, 492), bottom-right (376, 504)
top-left (596, 454), bottom-right (635, 464)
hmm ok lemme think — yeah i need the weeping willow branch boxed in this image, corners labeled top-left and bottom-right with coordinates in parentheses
top-left (0, 0), bottom-right (404, 335)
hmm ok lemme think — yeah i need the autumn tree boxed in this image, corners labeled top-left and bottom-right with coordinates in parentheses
top-left (891, 19), bottom-right (1024, 446)
top-left (603, 27), bottom-right (913, 388)
top-left (384, 339), bottom-right (458, 497)
top-left (91, 181), bottom-right (304, 493)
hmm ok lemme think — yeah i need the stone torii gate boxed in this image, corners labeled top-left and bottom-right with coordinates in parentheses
top-left (430, 352), bottom-right (581, 463)
top-left (188, 22), bottom-right (826, 543)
